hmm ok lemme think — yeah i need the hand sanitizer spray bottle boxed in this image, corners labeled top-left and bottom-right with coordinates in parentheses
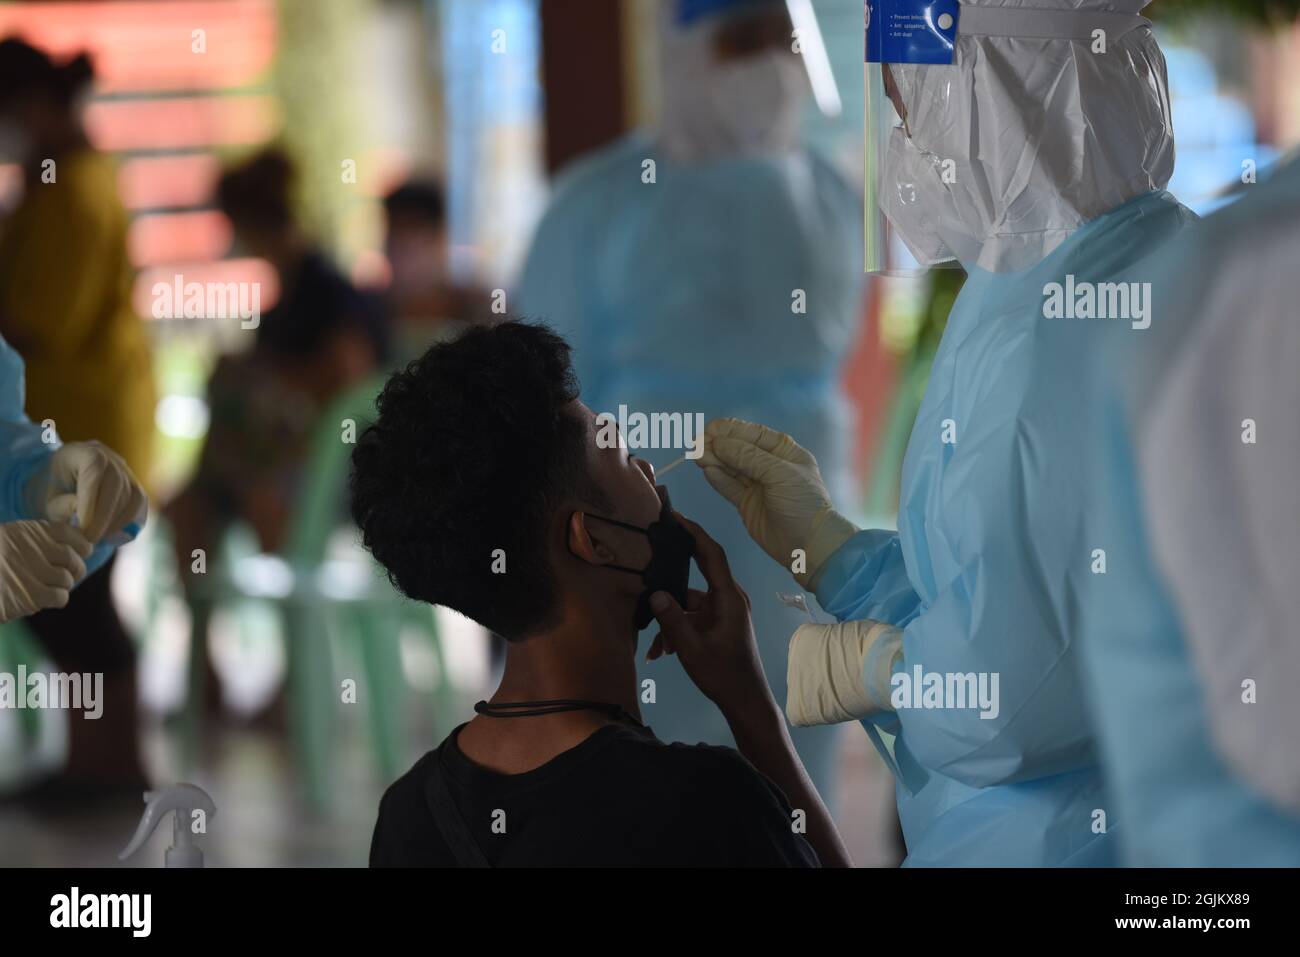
top-left (119, 783), bottom-right (217, 868)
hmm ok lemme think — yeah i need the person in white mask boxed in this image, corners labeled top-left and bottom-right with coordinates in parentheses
top-left (515, 0), bottom-right (863, 800)
top-left (692, 0), bottom-right (1199, 865)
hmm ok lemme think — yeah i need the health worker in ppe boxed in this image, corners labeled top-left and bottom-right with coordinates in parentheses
top-left (696, 0), bottom-right (1197, 865)
top-left (0, 333), bottom-right (147, 622)
top-left (1078, 154), bottom-right (1300, 865)
top-left (515, 0), bottom-right (863, 794)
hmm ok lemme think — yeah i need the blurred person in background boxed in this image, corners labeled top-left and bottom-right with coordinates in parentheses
top-left (222, 148), bottom-right (388, 400)
top-left (1080, 153), bottom-right (1300, 865)
top-left (0, 37), bottom-right (154, 801)
top-left (383, 177), bottom-right (491, 361)
top-left (164, 149), bottom-right (384, 713)
top-left (515, 0), bottom-right (863, 801)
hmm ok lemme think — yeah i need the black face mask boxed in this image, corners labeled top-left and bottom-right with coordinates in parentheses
top-left (574, 486), bottom-right (696, 631)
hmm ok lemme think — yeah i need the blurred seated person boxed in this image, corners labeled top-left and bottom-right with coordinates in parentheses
top-left (382, 178), bottom-right (491, 359)
top-left (167, 149), bottom-right (384, 620)
top-left (353, 322), bottom-right (850, 866)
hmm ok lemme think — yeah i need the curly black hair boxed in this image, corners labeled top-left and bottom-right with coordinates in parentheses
top-left (350, 321), bottom-right (610, 639)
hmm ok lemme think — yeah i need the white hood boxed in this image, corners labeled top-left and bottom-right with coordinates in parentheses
top-left (884, 0), bottom-right (1176, 272)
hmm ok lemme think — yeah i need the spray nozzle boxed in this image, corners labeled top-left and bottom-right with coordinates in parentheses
top-left (119, 783), bottom-right (217, 868)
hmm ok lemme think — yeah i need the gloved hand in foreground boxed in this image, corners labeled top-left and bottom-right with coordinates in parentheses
top-left (25, 441), bottom-right (148, 544)
top-left (696, 418), bottom-right (857, 588)
top-left (785, 618), bottom-right (902, 727)
top-left (0, 520), bottom-right (93, 623)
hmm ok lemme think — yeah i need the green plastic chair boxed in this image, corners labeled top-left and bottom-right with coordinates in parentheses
top-left (175, 373), bottom-right (456, 811)
top-left (0, 620), bottom-right (44, 754)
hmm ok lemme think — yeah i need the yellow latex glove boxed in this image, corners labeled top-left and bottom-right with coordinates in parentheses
top-left (28, 441), bottom-right (148, 544)
top-left (0, 520), bottom-right (93, 623)
top-left (786, 619), bottom-right (902, 728)
top-left (697, 418), bottom-right (858, 588)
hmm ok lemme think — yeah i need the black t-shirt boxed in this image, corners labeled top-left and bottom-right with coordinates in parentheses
top-left (369, 722), bottom-right (820, 867)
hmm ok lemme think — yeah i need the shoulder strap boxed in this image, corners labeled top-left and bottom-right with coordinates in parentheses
top-left (425, 754), bottom-right (492, 869)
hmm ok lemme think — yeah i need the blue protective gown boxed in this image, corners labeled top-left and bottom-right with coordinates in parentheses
top-left (1078, 160), bottom-right (1300, 865)
top-left (812, 190), bottom-right (1196, 865)
top-left (516, 134), bottom-right (863, 792)
top-left (1, 334), bottom-right (113, 575)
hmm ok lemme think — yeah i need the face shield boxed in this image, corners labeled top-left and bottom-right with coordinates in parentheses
top-left (865, 1), bottom-right (1175, 275)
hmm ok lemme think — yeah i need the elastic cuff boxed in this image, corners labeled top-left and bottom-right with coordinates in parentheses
top-left (799, 508), bottom-right (859, 590)
top-left (785, 618), bottom-right (897, 728)
top-left (863, 623), bottom-right (903, 712)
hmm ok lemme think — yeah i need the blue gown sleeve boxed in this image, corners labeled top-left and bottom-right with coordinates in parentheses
top-left (810, 529), bottom-right (919, 786)
top-left (1, 336), bottom-right (114, 575)
top-left (813, 528), bottom-right (922, 628)
top-left (0, 417), bottom-right (51, 524)
top-left (0, 335), bottom-right (54, 523)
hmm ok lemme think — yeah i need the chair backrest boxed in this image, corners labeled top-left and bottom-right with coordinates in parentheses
top-left (282, 373), bottom-right (388, 567)
top-left (0, 619), bottom-right (48, 747)
top-left (0, 620), bottom-right (39, 671)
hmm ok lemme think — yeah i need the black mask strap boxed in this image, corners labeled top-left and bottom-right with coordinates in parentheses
top-left (572, 512), bottom-right (650, 576)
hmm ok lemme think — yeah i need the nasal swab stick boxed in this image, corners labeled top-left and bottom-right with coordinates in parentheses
top-left (656, 454), bottom-right (688, 477)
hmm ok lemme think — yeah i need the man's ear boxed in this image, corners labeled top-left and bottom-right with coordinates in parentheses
top-left (567, 511), bottom-right (616, 564)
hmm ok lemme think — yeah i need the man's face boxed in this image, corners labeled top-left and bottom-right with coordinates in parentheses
top-left (572, 401), bottom-right (662, 569)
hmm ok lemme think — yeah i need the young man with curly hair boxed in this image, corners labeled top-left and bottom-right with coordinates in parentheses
top-left (352, 321), bottom-right (848, 867)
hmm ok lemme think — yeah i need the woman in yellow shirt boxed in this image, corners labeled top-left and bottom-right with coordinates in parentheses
top-left (0, 38), bottom-right (154, 800)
